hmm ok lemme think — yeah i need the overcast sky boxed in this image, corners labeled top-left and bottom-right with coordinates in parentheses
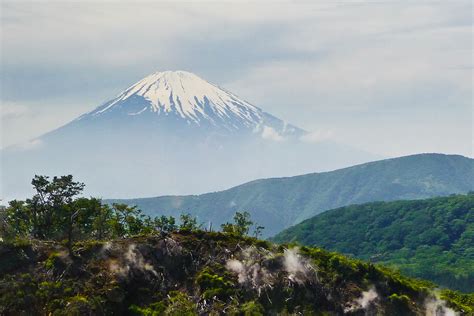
top-left (1, 0), bottom-right (472, 158)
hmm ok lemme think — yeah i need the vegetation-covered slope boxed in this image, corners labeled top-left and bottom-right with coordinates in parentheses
top-left (271, 194), bottom-right (474, 292)
top-left (110, 153), bottom-right (474, 237)
top-left (2, 175), bottom-right (473, 314)
top-left (2, 232), bottom-right (473, 315)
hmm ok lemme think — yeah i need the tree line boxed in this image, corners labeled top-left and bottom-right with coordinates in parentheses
top-left (0, 175), bottom-right (263, 253)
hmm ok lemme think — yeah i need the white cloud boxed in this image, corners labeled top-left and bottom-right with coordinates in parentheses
top-left (300, 129), bottom-right (334, 143)
top-left (261, 126), bottom-right (285, 142)
top-left (0, 103), bottom-right (29, 119)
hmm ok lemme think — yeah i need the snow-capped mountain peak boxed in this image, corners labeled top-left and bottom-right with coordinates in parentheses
top-left (82, 70), bottom-right (305, 137)
top-left (92, 71), bottom-right (259, 124)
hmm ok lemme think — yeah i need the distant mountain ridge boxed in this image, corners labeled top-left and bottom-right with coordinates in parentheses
top-left (109, 153), bottom-right (474, 237)
top-left (271, 194), bottom-right (474, 292)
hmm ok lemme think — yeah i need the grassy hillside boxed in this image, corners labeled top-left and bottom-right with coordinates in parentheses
top-left (110, 154), bottom-right (474, 237)
top-left (271, 194), bottom-right (474, 292)
top-left (1, 232), bottom-right (473, 315)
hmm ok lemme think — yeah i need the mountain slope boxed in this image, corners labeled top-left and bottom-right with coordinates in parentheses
top-left (0, 232), bottom-right (470, 315)
top-left (1, 70), bottom-right (375, 200)
top-left (271, 194), bottom-right (474, 292)
top-left (109, 153), bottom-right (474, 237)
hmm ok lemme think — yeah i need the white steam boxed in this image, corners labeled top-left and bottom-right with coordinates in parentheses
top-left (357, 288), bottom-right (378, 309)
top-left (125, 244), bottom-right (158, 275)
top-left (100, 241), bottom-right (113, 257)
top-left (108, 244), bottom-right (157, 277)
top-left (345, 287), bottom-right (379, 313)
top-left (225, 247), bottom-right (273, 293)
top-left (226, 259), bottom-right (246, 283)
top-left (425, 296), bottom-right (459, 316)
top-left (225, 246), bottom-right (317, 294)
top-left (283, 248), bottom-right (315, 284)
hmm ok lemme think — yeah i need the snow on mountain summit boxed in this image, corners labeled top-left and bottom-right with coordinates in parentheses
top-left (93, 71), bottom-right (260, 123)
top-left (81, 70), bottom-right (305, 137)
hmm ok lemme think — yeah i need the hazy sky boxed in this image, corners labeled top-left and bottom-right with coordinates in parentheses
top-left (1, 0), bottom-right (472, 157)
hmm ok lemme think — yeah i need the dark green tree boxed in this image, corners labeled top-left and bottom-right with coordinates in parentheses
top-left (221, 211), bottom-right (253, 236)
top-left (110, 203), bottom-right (145, 237)
top-left (154, 215), bottom-right (177, 234)
top-left (179, 213), bottom-right (200, 232)
top-left (27, 175), bottom-right (85, 244)
top-left (2, 200), bottom-right (30, 239)
top-left (73, 197), bottom-right (107, 239)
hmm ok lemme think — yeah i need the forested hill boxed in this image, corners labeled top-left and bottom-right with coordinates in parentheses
top-left (271, 194), bottom-right (474, 292)
top-left (110, 153), bottom-right (474, 237)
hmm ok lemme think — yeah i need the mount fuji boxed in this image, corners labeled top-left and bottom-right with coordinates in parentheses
top-left (2, 71), bottom-right (376, 200)
top-left (79, 70), bottom-right (304, 138)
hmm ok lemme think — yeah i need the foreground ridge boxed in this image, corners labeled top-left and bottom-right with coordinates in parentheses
top-left (1, 231), bottom-right (471, 315)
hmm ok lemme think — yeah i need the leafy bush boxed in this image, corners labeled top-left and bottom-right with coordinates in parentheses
top-left (196, 266), bottom-right (235, 300)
